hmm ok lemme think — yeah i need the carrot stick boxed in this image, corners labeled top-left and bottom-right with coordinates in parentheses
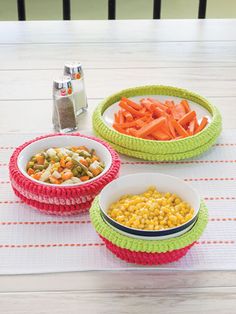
top-left (178, 110), bottom-right (196, 126)
top-left (119, 101), bottom-right (145, 117)
top-left (113, 123), bottom-right (127, 134)
top-left (171, 119), bottom-right (189, 137)
top-left (114, 113), bottom-right (119, 123)
top-left (140, 99), bottom-right (153, 112)
top-left (181, 100), bottom-right (190, 113)
top-left (153, 107), bottom-right (168, 118)
top-left (118, 110), bottom-right (125, 124)
top-left (152, 128), bottom-right (172, 140)
top-left (188, 120), bottom-right (195, 135)
top-left (123, 111), bottom-right (133, 122)
top-left (167, 117), bottom-right (176, 138)
top-left (121, 97), bottom-right (142, 110)
top-left (136, 117), bottom-right (165, 138)
top-left (195, 117), bottom-right (208, 134)
top-left (147, 99), bottom-right (168, 111)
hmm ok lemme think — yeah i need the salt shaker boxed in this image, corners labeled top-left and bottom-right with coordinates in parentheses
top-left (52, 76), bottom-right (77, 133)
top-left (64, 62), bottom-right (88, 116)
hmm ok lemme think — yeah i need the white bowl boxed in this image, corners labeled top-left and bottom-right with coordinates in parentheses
top-left (17, 135), bottom-right (112, 187)
top-left (99, 173), bottom-right (200, 240)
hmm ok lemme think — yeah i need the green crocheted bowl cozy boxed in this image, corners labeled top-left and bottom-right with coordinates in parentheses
top-left (90, 197), bottom-right (208, 253)
top-left (92, 85), bottom-right (222, 161)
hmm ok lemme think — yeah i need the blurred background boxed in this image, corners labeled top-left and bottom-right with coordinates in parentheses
top-left (0, 0), bottom-right (236, 20)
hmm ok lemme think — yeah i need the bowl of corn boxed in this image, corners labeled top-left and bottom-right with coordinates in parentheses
top-left (99, 173), bottom-right (200, 239)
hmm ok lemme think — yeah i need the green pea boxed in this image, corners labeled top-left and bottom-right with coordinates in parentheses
top-left (76, 166), bottom-right (82, 173)
top-left (28, 161), bottom-right (35, 168)
top-left (72, 168), bottom-right (78, 176)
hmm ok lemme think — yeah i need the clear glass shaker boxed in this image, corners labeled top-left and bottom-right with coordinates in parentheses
top-left (64, 62), bottom-right (88, 116)
top-left (52, 76), bottom-right (77, 133)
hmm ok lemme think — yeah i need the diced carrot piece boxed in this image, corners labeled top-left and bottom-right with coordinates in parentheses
top-left (36, 155), bottom-right (45, 165)
top-left (91, 156), bottom-right (100, 162)
top-left (121, 97), bottom-right (142, 110)
top-left (136, 117), bottom-right (165, 138)
top-left (27, 168), bottom-right (35, 175)
top-left (61, 171), bottom-right (73, 181)
top-left (32, 172), bottom-right (42, 180)
top-left (78, 146), bottom-right (89, 152)
top-left (178, 110), bottom-right (196, 126)
top-left (58, 167), bottom-right (64, 173)
top-left (119, 101), bottom-right (145, 117)
top-left (80, 176), bottom-right (90, 181)
top-left (171, 119), bottom-right (189, 137)
top-left (71, 146), bottom-right (79, 152)
top-left (49, 176), bottom-right (61, 184)
top-left (65, 161), bottom-right (73, 169)
top-left (91, 168), bottom-right (102, 176)
top-left (80, 159), bottom-right (89, 167)
top-left (181, 100), bottom-right (190, 113)
top-left (60, 157), bottom-right (66, 168)
top-left (195, 117), bottom-right (208, 134)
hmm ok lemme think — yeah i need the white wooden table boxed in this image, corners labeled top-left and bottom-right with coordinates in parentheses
top-left (1, 19), bottom-right (236, 313)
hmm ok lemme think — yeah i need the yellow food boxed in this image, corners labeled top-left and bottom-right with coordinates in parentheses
top-left (107, 187), bottom-right (194, 231)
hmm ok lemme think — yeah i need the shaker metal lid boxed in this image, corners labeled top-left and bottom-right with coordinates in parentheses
top-left (53, 75), bottom-right (72, 91)
top-left (64, 61), bottom-right (84, 77)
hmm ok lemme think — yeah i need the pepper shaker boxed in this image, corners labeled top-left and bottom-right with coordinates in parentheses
top-left (64, 62), bottom-right (88, 116)
top-left (52, 76), bottom-right (77, 133)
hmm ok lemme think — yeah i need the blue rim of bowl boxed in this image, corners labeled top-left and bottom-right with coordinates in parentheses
top-left (100, 209), bottom-right (199, 237)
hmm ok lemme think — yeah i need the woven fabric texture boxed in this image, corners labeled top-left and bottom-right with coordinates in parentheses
top-left (100, 235), bottom-right (195, 265)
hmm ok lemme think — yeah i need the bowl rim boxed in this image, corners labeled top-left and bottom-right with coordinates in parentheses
top-left (98, 172), bottom-right (200, 236)
top-left (103, 215), bottom-right (197, 240)
top-left (17, 134), bottom-right (112, 187)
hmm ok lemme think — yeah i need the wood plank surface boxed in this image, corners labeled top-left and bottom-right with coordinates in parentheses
top-left (0, 20), bottom-right (236, 44)
top-left (0, 41), bottom-right (235, 69)
top-left (1, 287), bottom-right (236, 314)
top-left (0, 67), bottom-right (235, 101)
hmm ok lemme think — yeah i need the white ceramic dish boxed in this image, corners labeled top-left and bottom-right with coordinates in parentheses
top-left (103, 95), bottom-right (212, 130)
top-left (99, 173), bottom-right (200, 240)
top-left (104, 218), bottom-right (196, 240)
top-left (17, 135), bottom-right (112, 187)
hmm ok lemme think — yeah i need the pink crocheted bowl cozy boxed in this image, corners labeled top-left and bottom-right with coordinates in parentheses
top-left (100, 235), bottom-right (195, 265)
top-left (90, 197), bottom-right (208, 265)
top-left (9, 133), bottom-right (121, 216)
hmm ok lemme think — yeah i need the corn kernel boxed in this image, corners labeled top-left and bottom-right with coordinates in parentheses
top-left (107, 187), bottom-right (194, 231)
